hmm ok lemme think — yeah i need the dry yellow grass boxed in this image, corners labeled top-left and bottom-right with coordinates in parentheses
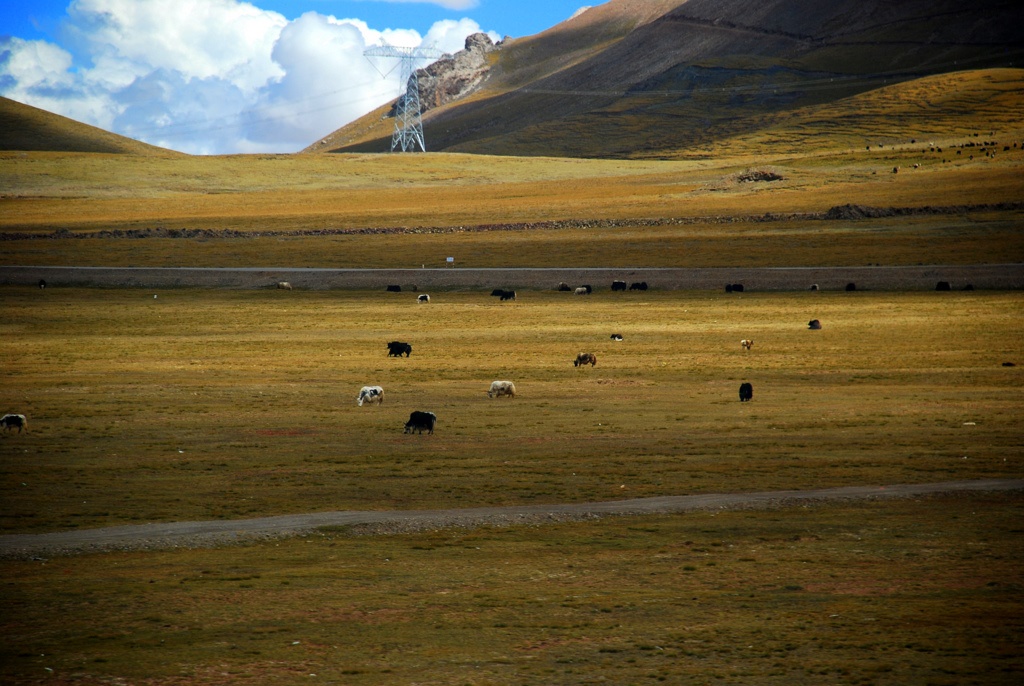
top-left (2, 63), bottom-right (1023, 685)
top-left (2, 142), bottom-right (1022, 269)
top-left (2, 69), bottom-right (1022, 270)
top-left (1, 286), bottom-right (1022, 685)
top-left (3, 147), bottom-right (1021, 231)
top-left (2, 287), bottom-right (1020, 534)
top-left (4, 494), bottom-right (1021, 685)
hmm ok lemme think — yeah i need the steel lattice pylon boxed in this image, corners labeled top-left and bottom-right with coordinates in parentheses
top-left (364, 42), bottom-right (443, 152)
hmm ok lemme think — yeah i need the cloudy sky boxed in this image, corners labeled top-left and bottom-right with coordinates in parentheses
top-left (1, 0), bottom-right (592, 154)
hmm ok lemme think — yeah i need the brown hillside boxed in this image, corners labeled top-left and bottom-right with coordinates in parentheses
top-left (318, 0), bottom-right (1024, 157)
top-left (0, 97), bottom-right (179, 155)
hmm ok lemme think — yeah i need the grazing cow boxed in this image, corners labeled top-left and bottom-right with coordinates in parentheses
top-left (582, 285), bottom-right (593, 294)
top-left (418, 294), bottom-right (430, 303)
top-left (500, 290), bottom-right (517, 301)
top-left (741, 339), bottom-right (753, 350)
top-left (629, 282), bottom-right (648, 291)
top-left (38, 279), bottom-right (46, 289)
top-left (610, 334), bottom-right (623, 341)
top-left (277, 282), bottom-right (292, 290)
top-left (557, 282), bottom-right (572, 292)
top-left (935, 281), bottom-right (951, 291)
top-left (611, 280), bottom-right (627, 291)
top-left (386, 285), bottom-right (402, 293)
top-left (964, 284), bottom-right (975, 291)
top-left (488, 380), bottom-right (517, 398)
top-left (725, 283), bottom-right (744, 293)
top-left (574, 352), bottom-right (597, 367)
top-left (739, 383), bottom-right (753, 402)
top-left (574, 287), bottom-right (589, 295)
top-left (1, 414), bottom-right (26, 432)
top-left (845, 283), bottom-right (857, 292)
top-left (491, 289), bottom-right (505, 297)
top-left (357, 386), bottom-right (385, 406)
top-left (404, 411), bottom-right (436, 434)
top-left (810, 283), bottom-right (819, 291)
top-left (808, 319), bottom-right (822, 330)
top-left (387, 341), bottom-right (412, 357)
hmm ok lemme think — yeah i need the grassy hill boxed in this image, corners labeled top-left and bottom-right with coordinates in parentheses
top-left (320, 0), bottom-right (1024, 157)
top-left (0, 97), bottom-right (179, 155)
top-left (0, 1), bottom-right (1021, 271)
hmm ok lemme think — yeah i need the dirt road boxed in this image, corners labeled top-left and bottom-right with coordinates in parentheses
top-left (2, 479), bottom-right (1020, 559)
top-left (2, 264), bottom-right (1023, 291)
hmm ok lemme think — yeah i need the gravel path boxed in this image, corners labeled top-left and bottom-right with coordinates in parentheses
top-left (2, 264), bottom-right (1022, 291)
top-left (2, 479), bottom-right (1020, 559)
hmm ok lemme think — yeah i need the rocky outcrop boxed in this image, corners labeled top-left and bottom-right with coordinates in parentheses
top-left (391, 33), bottom-right (500, 118)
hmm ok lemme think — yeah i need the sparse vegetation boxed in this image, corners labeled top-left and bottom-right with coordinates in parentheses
top-left (1, 288), bottom-right (1020, 535)
top-left (0, 20), bottom-right (1022, 682)
top-left (1, 495), bottom-right (1021, 685)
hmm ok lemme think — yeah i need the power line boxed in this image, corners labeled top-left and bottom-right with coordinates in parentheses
top-left (122, 78), bottom-right (387, 139)
top-left (364, 41), bottom-right (443, 152)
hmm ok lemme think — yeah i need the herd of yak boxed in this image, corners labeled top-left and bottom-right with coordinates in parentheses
top-left (364, 280), bottom-right (807, 435)
top-left (1, 279), bottom-right (859, 440)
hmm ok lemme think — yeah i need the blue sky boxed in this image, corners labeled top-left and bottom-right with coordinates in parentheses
top-left (0, 0), bottom-right (594, 153)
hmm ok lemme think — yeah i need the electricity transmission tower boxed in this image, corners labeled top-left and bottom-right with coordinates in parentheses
top-left (364, 42), bottom-right (443, 152)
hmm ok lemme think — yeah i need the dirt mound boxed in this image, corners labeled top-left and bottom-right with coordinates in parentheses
top-left (736, 169), bottom-right (784, 183)
top-left (825, 204), bottom-right (895, 220)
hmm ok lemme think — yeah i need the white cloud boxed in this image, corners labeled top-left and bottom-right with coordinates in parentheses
top-left (0, 0), bottom-right (494, 154)
top-left (372, 0), bottom-right (480, 10)
top-left (65, 0), bottom-right (288, 92)
top-left (423, 18), bottom-right (499, 54)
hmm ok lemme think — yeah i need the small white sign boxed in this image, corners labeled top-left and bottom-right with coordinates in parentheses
top-left (446, 257), bottom-right (454, 267)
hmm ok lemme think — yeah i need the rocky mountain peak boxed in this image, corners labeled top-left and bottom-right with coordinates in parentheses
top-left (390, 33), bottom-right (500, 118)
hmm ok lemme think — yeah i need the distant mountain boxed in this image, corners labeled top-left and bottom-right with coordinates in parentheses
top-left (313, 0), bottom-right (1024, 157)
top-left (0, 97), bottom-right (178, 155)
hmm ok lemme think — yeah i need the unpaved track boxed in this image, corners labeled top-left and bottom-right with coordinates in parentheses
top-left (2, 264), bottom-right (1023, 290)
top-left (2, 479), bottom-right (1021, 559)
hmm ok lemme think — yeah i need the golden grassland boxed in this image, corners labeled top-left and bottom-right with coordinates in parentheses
top-left (1, 66), bottom-right (1022, 685)
top-left (2, 68), bottom-right (1022, 269)
top-left (3, 145), bottom-right (1022, 231)
top-left (661, 69), bottom-right (1024, 160)
top-left (2, 288), bottom-right (1020, 534)
top-left (432, 68), bottom-right (1024, 158)
top-left (2, 145), bottom-right (1023, 268)
top-left (6, 212), bottom-right (1024, 269)
top-left (2, 495), bottom-right (1021, 685)
top-left (1, 286), bottom-right (1022, 685)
